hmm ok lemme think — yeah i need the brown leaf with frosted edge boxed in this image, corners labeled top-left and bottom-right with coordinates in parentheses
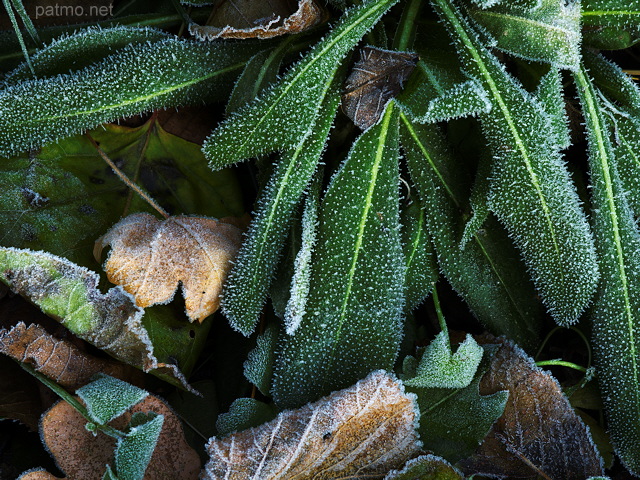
top-left (18, 470), bottom-right (62, 480)
top-left (189, 0), bottom-right (326, 40)
top-left (342, 47), bottom-right (418, 130)
top-left (203, 370), bottom-right (421, 479)
top-left (459, 338), bottom-right (605, 480)
top-left (96, 213), bottom-right (243, 323)
top-left (0, 322), bottom-right (137, 390)
top-left (38, 395), bottom-right (200, 480)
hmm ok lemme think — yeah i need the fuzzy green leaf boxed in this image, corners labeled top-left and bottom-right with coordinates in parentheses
top-left (0, 38), bottom-right (258, 157)
top-left (114, 413), bottom-right (164, 480)
top-left (221, 91), bottom-right (339, 335)
top-left (405, 332), bottom-right (483, 389)
top-left (3, 26), bottom-right (170, 87)
top-left (432, 0), bottom-right (599, 325)
top-left (469, 0), bottom-right (581, 70)
top-left (77, 374), bottom-right (148, 425)
top-left (574, 63), bottom-right (640, 475)
top-left (582, 0), bottom-right (640, 49)
top-left (535, 67), bottom-right (571, 150)
top-left (586, 51), bottom-right (640, 117)
top-left (460, 153), bottom-right (491, 249)
top-left (401, 116), bottom-right (543, 349)
top-left (216, 398), bottom-right (278, 436)
top-left (244, 323), bottom-right (279, 396)
top-left (272, 103), bottom-right (404, 408)
top-left (384, 455), bottom-right (464, 480)
top-left (401, 200), bottom-right (438, 311)
top-left (202, 0), bottom-right (398, 169)
top-left (407, 348), bottom-right (508, 463)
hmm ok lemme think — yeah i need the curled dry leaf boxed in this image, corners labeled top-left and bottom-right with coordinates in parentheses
top-left (203, 370), bottom-right (421, 479)
top-left (459, 338), bottom-right (605, 480)
top-left (96, 213), bottom-right (243, 323)
top-left (0, 322), bottom-right (135, 390)
top-left (189, 0), bottom-right (326, 40)
top-left (342, 47), bottom-right (418, 130)
top-left (37, 395), bottom-right (200, 480)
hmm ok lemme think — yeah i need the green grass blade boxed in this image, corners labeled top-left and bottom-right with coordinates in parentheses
top-left (2, 0), bottom-right (34, 75)
top-left (272, 103), bottom-right (404, 408)
top-left (221, 90), bottom-right (340, 336)
top-left (400, 115), bottom-right (542, 349)
top-left (202, 0), bottom-right (398, 169)
top-left (431, 0), bottom-right (599, 325)
top-left (574, 63), bottom-right (640, 475)
top-left (0, 38), bottom-right (258, 158)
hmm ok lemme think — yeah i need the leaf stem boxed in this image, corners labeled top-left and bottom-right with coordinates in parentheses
top-left (87, 132), bottom-right (170, 219)
top-left (432, 283), bottom-right (449, 350)
top-left (535, 359), bottom-right (588, 373)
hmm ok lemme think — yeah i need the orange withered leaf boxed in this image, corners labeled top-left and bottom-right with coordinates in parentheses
top-left (38, 395), bottom-right (200, 480)
top-left (0, 322), bottom-right (136, 390)
top-left (96, 213), bottom-right (243, 323)
top-left (189, 0), bottom-right (326, 40)
top-left (460, 338), bottom-right (604, 479)
top-left (203, 370), bottom-right (421, 479)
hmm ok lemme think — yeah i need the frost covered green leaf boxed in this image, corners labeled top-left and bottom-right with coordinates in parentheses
top-left (0, 38), bottom-right (258, 157)
top-left (221, 91), bottom-right (339, 335)
top-left (469, 0), bottom-right (581, 70)
top-left (401, 115), bottom-right (543, 348)
top-left (574, 63), bottom-right (640, 475)
top-left (202, 0), bottom-right (398, 169)
top-left (113, 413), bottom-right (164, 480)
top-left (582, 0), bottom-right (640, 49)
top-left (77, 374), bottom-right (148, 425)
top-left (243, 323), bottom-right (279, 396)
top-left (216, 398), bottom-right (277, 436)
top-left (432, 0), bottom-right (599, 325)
top-left (272, 103), bottom-right (404, 408)
top-left (384, 454), bottom-right (464, 480)
top-left (405, 332), bottom-right (483, 389)
top-left (536, 67), bottom-right (571, 150)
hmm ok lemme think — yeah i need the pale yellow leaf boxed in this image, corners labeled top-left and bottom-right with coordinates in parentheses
top-left (203, 370), bottom-right (421, 479)
top-left (97, 213), bottom-right (243, 323)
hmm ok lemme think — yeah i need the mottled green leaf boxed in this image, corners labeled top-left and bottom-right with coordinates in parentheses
top-left (432, 0), bottom-right (599, 325)
top-left (77, 374), bottom-right (148, 425)
top-left (384, 455), bottom-right (464, 480)
top-left (401, 200), bottom-right (437, 312)
top-left (405, 332), bottom-right (483, 389)
top-left (273, 103), bottom-right (404, 408)
top-left (3, 26), bottom-right (170, 87)
top-left (469, 0), bottom-right (581, 70)
top-left (574, 63), bottom-right (640, 475)
top-left (202, 0), bottom-right (398, 169)
top-left (222, 91), bottom-right (338, 335)
top-left (0, 38), bottom-right (258, 157)
top-left (401, 115), bottom-right (543, 349)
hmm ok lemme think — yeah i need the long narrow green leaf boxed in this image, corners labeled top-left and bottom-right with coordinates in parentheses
top-left (400, 115), bottom-right (542, 349)
top-left (574, 64), bottom-right (640, 475)
top-left (535, 67), bottom-right (571, 150)
top-left (221, 90), bottom-right (340, 336)
top-left (3, 26), bottom-right (170, 87)
top-left (202, 0), bottom-right (398, 169)
top-left (468, 0), bottom-right (581, 70)
top-left (431, 0), bottom-right (599, 325)
top-left (272, 103), bottom-right (404, 408)
top-left (582, 0), bottom-right (640, 49)
top-left (0, 38), bottom-right (258, 157)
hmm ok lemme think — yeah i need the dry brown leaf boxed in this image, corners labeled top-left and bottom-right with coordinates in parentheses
top-left (203, 370), bottom-right (421, 479)
top-left (342, 47), bottom-right (418, 130)
top-left (0, 322), bottom-right (138, 390)
top-left (188, 0), bottom-right (326, 40)
top-left (96, 213), bottom-right (243, 323)
top-left (459, 338), bottom-right (605, 480)
top-left (38, 394), bottom-right (200, 480)
top-left (18, 470), bottom-right (63, 480)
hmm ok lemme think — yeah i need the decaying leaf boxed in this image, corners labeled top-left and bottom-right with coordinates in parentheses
top-left (37, 395), bottom-right (200, 480)
top-left (0, 322), bottom-right (135, 390)
top-left (96, 213), bottom-right (243, 323)
top-left (0, 247), bottom-right (191, 390)
top-left (203, 370), bottom-right (420, 479)
top-left (18, 471), bottom-right (62, 480)
top-left (384, 454), bottom-right (463, 480)
top-left (459, 339), bottom-right (605, 479)
top-left (342, 46), bottom-right (418, 130)
top-left (189, 0), bottom-right (326, 40)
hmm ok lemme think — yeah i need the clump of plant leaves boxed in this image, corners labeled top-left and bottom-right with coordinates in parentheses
top-left (2, 0), bottom-right (640, 476)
